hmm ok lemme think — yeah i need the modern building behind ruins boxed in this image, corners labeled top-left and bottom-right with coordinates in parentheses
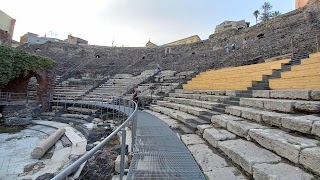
top-left (64, 34), bottom-right (88, 45)
top-left (215, 20), bottom-right (250, 34)
top-left (0, 10), bottom-right (16, 45)
top-left (20, 32), bottom-right (61, 45)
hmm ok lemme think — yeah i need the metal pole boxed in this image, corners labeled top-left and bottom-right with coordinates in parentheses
top-left (120, 128), bottom-right (126, 180)
top-left (316, 35), bottom-right (319, 52)
top-left (291, 38), bottom-right (294, 58)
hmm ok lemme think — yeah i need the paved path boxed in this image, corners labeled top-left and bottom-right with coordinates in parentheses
top-left (127, 110), bottom-right (205, 180)
top-left (0, 127), bottom-right (51, 180)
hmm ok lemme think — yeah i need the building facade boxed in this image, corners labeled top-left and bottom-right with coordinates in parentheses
top-left (20, 32), bottom-right (61, 45)
top-left (0, 10), bottom-right (15, 45)
top-left (164, 35), bottom-right (201, 46)
top-left (296, 0), bottom-right (309, 9)
top-left (215, 20), bottom-right (250, 34)
top-left (65, 34), bottom-right (88, 44)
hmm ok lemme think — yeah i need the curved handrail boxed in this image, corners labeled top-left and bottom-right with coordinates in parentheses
top-left (52, 98), bottom-right (137, 180)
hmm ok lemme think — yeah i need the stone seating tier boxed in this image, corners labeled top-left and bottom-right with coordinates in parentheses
top-left (183, 58), bottom-right (293, 90)
top-left (147, 89), bottom-right (320, 178)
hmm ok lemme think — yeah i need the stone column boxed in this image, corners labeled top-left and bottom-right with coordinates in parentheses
top-left (31, 128), bottom-right (66, 159)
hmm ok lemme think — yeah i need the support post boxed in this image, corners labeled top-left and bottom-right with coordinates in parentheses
top-left (120, 128), bottom-right (126, 180)
top-left (316, 35), bottom-right (319, 52)
top-left (291, 38), bottom-right (294, 58)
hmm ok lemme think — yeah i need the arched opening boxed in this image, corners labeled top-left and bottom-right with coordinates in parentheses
top-left (142, 56), bottom-right (146, 59)
top-left (95, 55), bottom-right (101, 59)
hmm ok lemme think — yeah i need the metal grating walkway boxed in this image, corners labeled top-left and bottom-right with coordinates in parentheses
top-left (127, 111), bottom-right (205, 180)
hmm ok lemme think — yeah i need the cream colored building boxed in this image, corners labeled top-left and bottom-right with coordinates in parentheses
top-left (0, 10), bottom-right (15, 39)
top-left (164, 35), bottom-right (201, 46)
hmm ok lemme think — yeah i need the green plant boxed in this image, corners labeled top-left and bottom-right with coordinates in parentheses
top-left (0, 46), bottom-right (55, 87)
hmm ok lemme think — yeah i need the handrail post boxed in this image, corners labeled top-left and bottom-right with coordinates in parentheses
top-left (316, 35), bottom-right (319, 52)
top-left (291, 38), bottom-right (294, 58)
top-left (120, 128), bottom-right (126, 180)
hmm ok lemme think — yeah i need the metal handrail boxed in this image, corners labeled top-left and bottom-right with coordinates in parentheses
top-left (52, 98), bottom-right (137, 180)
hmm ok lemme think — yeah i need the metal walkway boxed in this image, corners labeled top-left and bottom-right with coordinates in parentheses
top-left (127, 111), bottom-right (205, 180)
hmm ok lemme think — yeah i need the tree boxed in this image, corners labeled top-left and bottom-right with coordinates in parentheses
top-left (271, 11), bottom-right (282, 18)
top-left (260, 2), bottom-right (273, 22)
top-left (253, 10), bottom-right (260, 24)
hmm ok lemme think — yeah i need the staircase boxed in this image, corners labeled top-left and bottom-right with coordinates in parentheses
top-left (249, 54), bottom-right (309, 90)
top-left (147, 88), bottom-right (320, 179)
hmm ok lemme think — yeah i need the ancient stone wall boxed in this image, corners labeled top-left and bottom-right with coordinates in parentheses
top-left (24, 2), bottom-right (320, 78)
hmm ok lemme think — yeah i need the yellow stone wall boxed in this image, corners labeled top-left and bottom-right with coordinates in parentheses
top-left (164, 35), bottom-right (201, 46)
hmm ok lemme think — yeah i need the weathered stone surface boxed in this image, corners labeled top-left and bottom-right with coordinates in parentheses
top-left (312, 121), bottom-right (320, 137)
top-left (300, 147), bottom-right (320, 175)
top-left (227, 120), bottom-right (267, 140)
top-left (203, 128), bottom-right (236, 147)
top-left (261, 111), bottom-right (291, 127)
top-left (218, 139), bottom-right (281, 174)
top-left (197, 124), bottom-right (213, 134)
top-left (188, 144), bottom-right (228, 172)
top-left (115, 155), bottom-right (128, 173)
top-left (252, 90), bottom-right (270, 98)
top-left (263, 99), bottom-right (296, 113)
top-left (5, 117), bottom-right (32, 126)
top-left (249, 129), bottom-right (318, 163)
top-left (211, 114), bottom-right (243, 128)
top-left (281, 115), bottom-right (320, 134)
top-left (252, 163), bottom-right (313, 180)
top-left (241, 109), bottom-right (263, 123)
top-left (204, 167), bottom-right (247, 180)
top-left (240, 98), bottom-right (264, 108)
top-left (225, 106), bottom-right (242, 117)
top-left (311, 90), bottom-right (320, 100)
top-left (294, 101), bottom-right (320, 113)
top-left (226, 90), bottom-right (237, 97)
top-left (270, 90), bottom-right (311, 100)
top-left (181, 134), bottom-right (206, 146)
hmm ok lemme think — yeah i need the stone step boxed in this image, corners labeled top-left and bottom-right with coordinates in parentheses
top-left (252, 90), bottom-right (319, 100)
top-left (156, 101), bottom-right (210, 116)
top-left (169, 93), bottom-right (229, 102)
top-left (218, 139), bottom-right (281, 174)
top-left (179, 126), bottom-right (193, 134)
top-left (149, 105), bottom-right (199, 125)
top-left (180, 134), bottom-right (247, 180)
top-left (224, 100), bottom-right (240, 106)
top-left (225, 106), bottom-right (320, 137)
top-left (175, 89), bottom-right (226, 96)
top-left (248, 129), bottom-right (319, 166)
top-left (252, 163), bottom-right (314, 180)
top-left (211, 106), bottom-right (226, 114)
top-left (240, 98), bottom-right (320, 114)
top-left (143, 110), bottom-right (181, 130)
top-left (164, 97), bottom-right (219, 110)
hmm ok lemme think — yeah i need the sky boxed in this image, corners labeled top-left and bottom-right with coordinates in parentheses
top-left (1, 0), bottom-right (295, 47)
